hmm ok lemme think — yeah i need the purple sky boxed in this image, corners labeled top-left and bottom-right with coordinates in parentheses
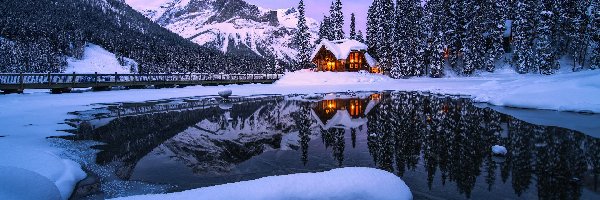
top-left (245, 0), bottom-right (371, 33)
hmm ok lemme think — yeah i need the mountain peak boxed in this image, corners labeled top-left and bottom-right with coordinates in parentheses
top-left (126, 0), bottom-right (318, 63)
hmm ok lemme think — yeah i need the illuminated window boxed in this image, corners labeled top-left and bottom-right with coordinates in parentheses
top-left (349, 100), bottom-right (362, 117)
top-left (349, 52), bottom-right (362, 70)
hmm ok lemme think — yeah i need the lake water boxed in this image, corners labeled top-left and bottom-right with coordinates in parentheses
top-left (62, 91), bottom-right (600, 199)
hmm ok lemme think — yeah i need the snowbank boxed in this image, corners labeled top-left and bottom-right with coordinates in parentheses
top-left (0, 148), bottom-right (86, 200)
top-left (471, 70), bottom-right (600, 113)
top-left (492, 145), bottom-right (508, 156)
top-left (65, 43), bottom-right (136, 74)
top-left (276, 71), bottom-right (393, 86)
top-left (276, 70), bottom-right (600, 113)
top-left (110, 167), bottom-right (412, 200)
top-left (0, 166), bottom-right (62, 200)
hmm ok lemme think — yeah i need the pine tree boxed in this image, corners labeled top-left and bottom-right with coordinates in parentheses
top-left (391, 0), bottom-right (423, 78)
top-left (481, 0), bottom-right (506, 72)
top-left (591, 1), bottom-right (600, 69)
top-left (366, 0), bottom-right (381, 57)
top-left (377, 0), bottom-right (395, 74)
top-left (567, 0), bottom-right (593, 71)
top-left (356, 30), bottom-right (365, 43)
top-left (329, 0), bottom-right (345, 40)
top-left (293, 0), bottom-right (312, 69)
top-left (463, 1), bottom-right (486, 74)
top-left (421, 0), bottom-right (446, 77)
top-left (349, 13), bottom-right (357, 40)
top-left (534, 1), bottom-right (559, 75)
top-left (316, 15), bottom-right (333, 44)
top-left (512, 0), bottom-right (537, 73)
top-left (444, 0), bottom-right (462, 72)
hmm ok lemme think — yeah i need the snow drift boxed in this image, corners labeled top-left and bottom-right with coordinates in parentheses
top-left (110, 167), bottom-right (412, 200)
top-left (65, 43), bottom-right (136, 74)
top-left (276, 71), bottom-right (393, 86)
top-left (0, 148), bottom-right (86, 200)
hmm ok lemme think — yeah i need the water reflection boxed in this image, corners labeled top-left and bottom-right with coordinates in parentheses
top-left (66, 92), bottom-right (600, 199)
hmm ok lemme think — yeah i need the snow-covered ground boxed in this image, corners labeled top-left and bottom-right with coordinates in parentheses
top-left (1, 69), bottom-right (599, 199)
top-left (111, 167), bottom-right (412, 200)
top-left (65, 43), bottom-right (136, 74)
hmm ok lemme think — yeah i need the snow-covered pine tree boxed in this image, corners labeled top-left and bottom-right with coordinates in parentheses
top-left (422, 0), bottom-right (446, 77)
top-left (463, 1), bottom-right (485, 74)
top-left (406, 0), bottom-right (423, 76)
top-left (366, 0), bottom-right (381, 58)
top-left (391, 0), bottom-right (422, 78)
top-left (391, 0), bottom-right (408, 78)
top-left (329, 0), bottom-right (345, 40)
top-left (591, 1), bottom-right (600, 69)
top-left (377, 0), bottom-right (395, 74)
top-left (293, 0), bottom-right (312, 69)
top-left (562, 0), bottom-right (592, 71)
top-left (316, 15), bottom-right (332, 45)
top-left (512, 0), bottom-right (537, 73)
top-left (444, 0), bottom-right (462, 72)
top-left (349, 13), bottom-right (357, 40)
top-left (534, 1), bottom-right (559, 75)
top-left (481, 0), bottom-right (506, 72)
top-left (356, 30), bottom-right (365, 43)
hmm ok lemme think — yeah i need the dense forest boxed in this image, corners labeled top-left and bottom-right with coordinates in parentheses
top-left (302, 0), bottom-right (600, 78)
top-left (0, 0), bottom-right (274, 74)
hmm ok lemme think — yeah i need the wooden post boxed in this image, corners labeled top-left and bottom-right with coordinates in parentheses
top-left (115, 72), bottom-right (118, 84)
top-left (47, 72), bottom-right (52, 86)
top-left (94, 72), bottom-right (98, 86)
top-left (71, 72), bottom-right (76, 87)
top-left (19, 73), bottom-right (24, 91)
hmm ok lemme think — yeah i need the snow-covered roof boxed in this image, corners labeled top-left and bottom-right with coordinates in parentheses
top-left (310, 39), bottom-right (377, 67)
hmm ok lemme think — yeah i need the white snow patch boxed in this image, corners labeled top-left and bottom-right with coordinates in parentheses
top-left (492, 145), bottom-right (508, 156)
top-left (110, 167), bottom-right (412, 200)
top-left (276, 71), bottom-right (393, 86)
top-left (218, 89), bottom-right (233, 98)
top-left (0, 148), bottom-right (86, 200)
top-left (65, 43), bottom-right (135, 74)
top-left (0, 166), bottom-right (62, 200)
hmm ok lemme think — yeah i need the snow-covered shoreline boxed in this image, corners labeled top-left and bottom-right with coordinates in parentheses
top-left (1, 69), bottom-right (599, 199)
top-left (110, 167), bottom-right (412, 200)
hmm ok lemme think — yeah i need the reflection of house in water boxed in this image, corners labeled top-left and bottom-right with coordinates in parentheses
top-left (311, 94), bottom-right (381, 130)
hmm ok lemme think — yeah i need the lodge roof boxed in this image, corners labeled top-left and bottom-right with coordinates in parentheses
top-left (310, 39), bottom-right (378, 67)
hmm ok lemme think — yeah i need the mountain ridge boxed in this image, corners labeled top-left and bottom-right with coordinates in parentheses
top-left (127, 0), bottom-right (319, 64)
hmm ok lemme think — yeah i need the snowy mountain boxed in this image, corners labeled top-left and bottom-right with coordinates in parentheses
top-left (127, 0), bottom-right (319, 63)
top-left (0, 0), bottom-right (240, 73)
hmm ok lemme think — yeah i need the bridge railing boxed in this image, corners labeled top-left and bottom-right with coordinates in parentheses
top-left (0, 73), bottom-right (285, 85)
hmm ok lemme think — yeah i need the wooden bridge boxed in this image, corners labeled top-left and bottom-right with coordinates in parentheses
top-left (0, 73), bottom-right (284, 94)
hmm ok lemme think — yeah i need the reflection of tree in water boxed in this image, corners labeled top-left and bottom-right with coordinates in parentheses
top-left (292, 103), bottom-right (313, 166)
top-left (68, 93), bottom-right (600, 199)
top-left (364, 92), bottom-right (600, 199)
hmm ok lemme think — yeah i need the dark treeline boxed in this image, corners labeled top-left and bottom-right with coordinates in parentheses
top-left (310, 0), bottom-right (599, 77)
top-left (0, 0), bottom-right (273, 74)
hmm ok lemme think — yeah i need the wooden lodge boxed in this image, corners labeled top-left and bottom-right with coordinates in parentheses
top-left (310, 39), bottom-right (380, 73)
